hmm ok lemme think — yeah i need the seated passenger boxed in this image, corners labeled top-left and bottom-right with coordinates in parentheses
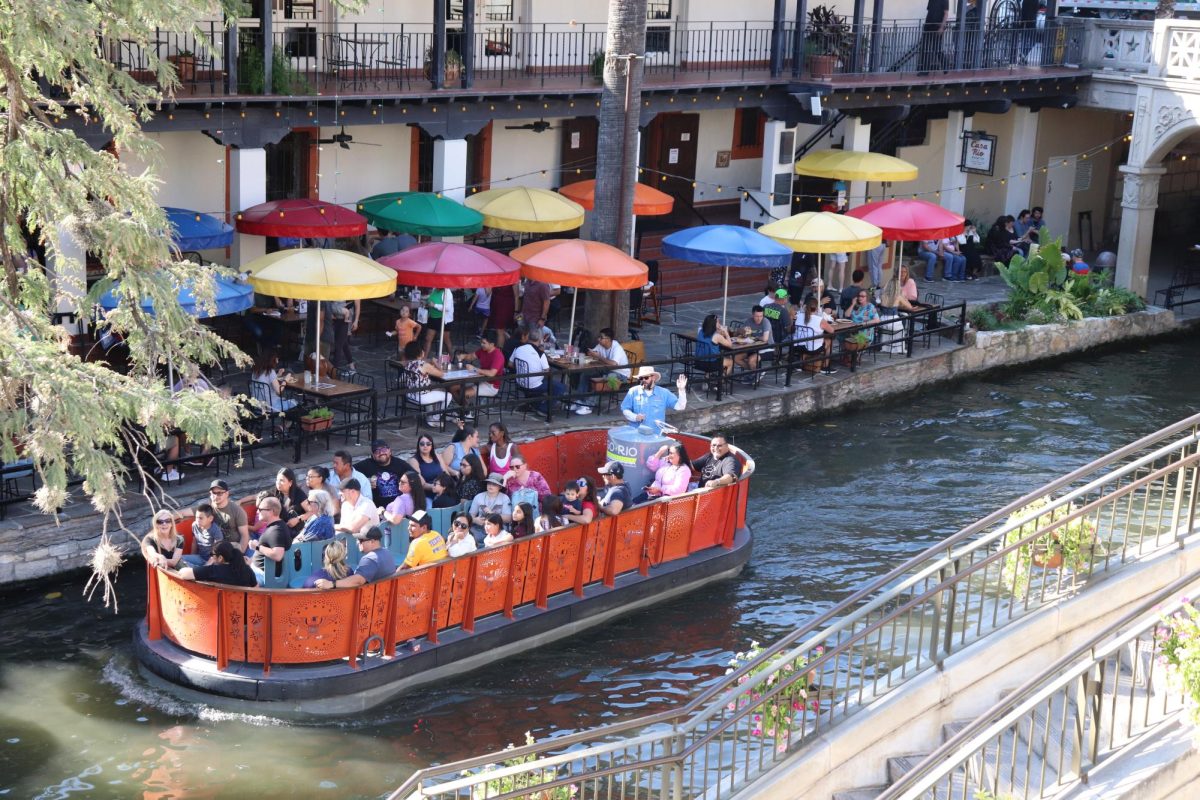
top-left (175, 541), bottom-right (257, 588)
top-left (248, 497), bottom-right (293, 586)
top-left (482, 513), bottom-right (514, 547)
top-left (503, 455), bottom-right (552, 499)
top-left (633, 442), bottom-right (694, 505)
top-left (559, 481), bottom-right (583, 518)
top-left (338, 478), bottom-right (382, 536)
top-left (294, 489), bottom-right (335, 542)
top-left (457, 453), bottom-right (487, 505)
top-left (181, 502), bottom-right (220, 568)
top-left (430, 473), bottom-right (461, 509)
top-left (142, 511), bottom-right (184, 570)
top-left (509, 502), bottom-right (536, 539)
top-left (381, 473), bottom-right (425, 525)
top-left (692, 434), bottom-right (742, 490)
top-left (446, 511), bottom-right (478, 558)
top-left (399, 510), bottom-right (448, 569)
top-left (596, 461), bottom-right (631, 517)
top-left (314, 525), bottom-right (396, 588)
top-left (440, 426), bottom-right (482, 480)
top-left (564, 477), bottom-right (598, 525)
top-left (469, 473), bottom-right (512, 544)
top-left (302, 539), bottom-right (351, 589)
top-left (537, 496), bottom-right (567, 533)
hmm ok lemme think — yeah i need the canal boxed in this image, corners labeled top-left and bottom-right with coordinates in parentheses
top-left (2, 336), bottom-right (1197, 799)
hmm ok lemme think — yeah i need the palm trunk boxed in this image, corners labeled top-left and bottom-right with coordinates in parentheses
top-left (585, 0), bottom-right (647, 341)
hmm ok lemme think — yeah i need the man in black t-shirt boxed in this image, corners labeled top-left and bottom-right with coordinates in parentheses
top-left (786, 252), bottom-right (815, 307)
top-left (761, 289), bottom-right (792, 345)
top-left (921, 0), bottom-right (949, 73)
top-left (248, 497), bottom-right (293, 585)
top-left (691, 434), bottom-right (743, 490)
top-left (356, 438), bottom-right (416, 508)
top-left (597, 462), bottom-right (632, 517)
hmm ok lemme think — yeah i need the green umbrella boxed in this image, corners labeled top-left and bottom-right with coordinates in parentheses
top-left (356, 192), bottom-right (485, 237)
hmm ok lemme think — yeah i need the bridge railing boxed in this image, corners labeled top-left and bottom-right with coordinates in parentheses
top-left (389, 414), bottom-right (1200, 800)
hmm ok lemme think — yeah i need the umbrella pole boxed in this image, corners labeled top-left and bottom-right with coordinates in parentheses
top-left (438, 310), bottom-right (447, 361)
top-left (568, 292), bottom-right (579, 349)
top-left (315, 303), bottom-right (322, 384)
top-left (721, 266), bottom-right (730, 323)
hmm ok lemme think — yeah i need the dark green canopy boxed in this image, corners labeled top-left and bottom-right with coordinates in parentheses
top-left (356, 192), bottom-right (484, 237)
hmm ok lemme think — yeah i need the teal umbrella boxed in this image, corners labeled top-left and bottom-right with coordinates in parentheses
top-left (356, 192), bottom-right (485, 237)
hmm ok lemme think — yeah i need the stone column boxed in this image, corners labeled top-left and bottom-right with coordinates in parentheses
top-left (1003, 106), bottom-right (1038, 214)
top-left (845, 116), bottom-right (871, 208)
top-left (940, 111), bottom-right (969, 215)
top-left (230, 147), bottom-right (267, 267)
top-left (1115, 164), bottom-right (1165, 298)
top-left (432, 138), bottom-right (468, 204)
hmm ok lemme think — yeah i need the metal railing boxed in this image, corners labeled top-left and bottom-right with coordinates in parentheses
top-left (388, 414), bottom-right (1200, 800)
top-left (881, 574), bottom-right (1198, 799)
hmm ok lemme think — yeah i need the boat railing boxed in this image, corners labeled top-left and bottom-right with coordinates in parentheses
top-left (388, 414), bottom-right (1200, 800)
top-left (879, 572), bottom-right (1198, 799)
top-left (144, 430), bottom-right (755, 673)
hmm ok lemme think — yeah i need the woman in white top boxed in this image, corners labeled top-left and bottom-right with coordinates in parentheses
top-left (482, 513), bottom-right (513, 547)
top-left (250, 350), bottom-right (297, 413)
top-left (446, 511), bottom-right (478, 558)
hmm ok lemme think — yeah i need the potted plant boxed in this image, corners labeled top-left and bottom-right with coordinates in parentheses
top-left (299, 407), bottom-right (334, 432)
top-left (1001, 496), bottom-right (1098, 597)
top-left (168, 49), bottom-right (197, 82)
top-left (423, 48), bottom-right (463, 83)
top-left (589, 50), bottom-right (606, 84)
top-left (805, 5), bottom-right (850, 79)
top-left (842, 330), bottom-right (871, 351)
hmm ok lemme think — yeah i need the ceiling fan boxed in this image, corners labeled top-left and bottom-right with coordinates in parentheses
top-left (504, 119), bottom-right (557, 133)
top-left (317, 126), bottom-right (381, 149)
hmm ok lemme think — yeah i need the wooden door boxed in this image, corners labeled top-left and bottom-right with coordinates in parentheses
top-left (561, 117), bottom-right (599, 181)
top-left (265, 127), bottom-right (316, 202)
top-left (643, 113), bottom-right (699, 218)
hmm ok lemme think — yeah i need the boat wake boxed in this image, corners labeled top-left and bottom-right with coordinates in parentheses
top-left (100, 656), bottom-right (286, 727)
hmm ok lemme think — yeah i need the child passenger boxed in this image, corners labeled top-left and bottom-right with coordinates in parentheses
top-left (182, 503), bottom-right (221, 567)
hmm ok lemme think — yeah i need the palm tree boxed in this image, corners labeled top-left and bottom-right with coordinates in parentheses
top-left (584, 0), bottom-right (647, 341)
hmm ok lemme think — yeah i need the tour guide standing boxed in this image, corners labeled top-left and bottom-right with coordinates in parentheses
top-left (621, 368), bottom-right (687, 430)
top-left (314, 525), bottom-right (395, 589)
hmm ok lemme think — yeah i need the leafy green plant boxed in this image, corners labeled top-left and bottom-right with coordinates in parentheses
top-left (303, 407), bottom-right (333, 420)
top-left (1085, 286), bottom-right (1145, 317)
top-left (238, 45), bottom-right (311, 94)
top-left (725, 640), bottom-right (819, 745)
top-left (998, 235), bottom-right (1145, 324)
top-left (847, 330), bottom-right (870, 347)
top-left (472, 732), bottom-right (578, 800)
top-left (1001, 497), bottom-right (1098, 597)
top-left (806, 5), bottom-right (851, 59)
top-left (1037, 286), bottom-right (1084, 322)
top-left (590, 50), bottom-right (606, 82)
top-left (1157, 601), bottom-right (1200, 727)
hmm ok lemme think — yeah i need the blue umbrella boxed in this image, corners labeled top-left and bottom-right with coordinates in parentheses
top-left (98, 274), bottom-right (254, 319)
top-left (164, 207), bottom-right (235, 251)
top-left (662, 225), bottom-right (792, 320)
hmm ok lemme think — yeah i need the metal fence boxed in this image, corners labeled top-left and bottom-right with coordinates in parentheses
top-left (387, 413), bottom-right (1200, 800)
top-left (881, 574), bottom-right (1198, 799)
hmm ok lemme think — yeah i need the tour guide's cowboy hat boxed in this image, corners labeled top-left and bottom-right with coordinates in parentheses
top-left (638, 367), bottom-right (662, 380)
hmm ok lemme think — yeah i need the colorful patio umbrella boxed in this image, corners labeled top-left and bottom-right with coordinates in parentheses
top-left (660, 225), bottom-right (792, 321)
top-left (379, 243), bottom-right (521, 358)
top-left (465, 187), bottom-right (585, 234)
top-left (356, 192), bottom-right (485, 237)
top-left (794, 151), bottom-right (920, 183)
top-left (164, 207), bottom-right (235, 251)
top-left (759, 212), bottom-right (883, 291)
top-left (557, 181), bottom-right (676, 216)
top-left (235, 199), bottom-right (368, 239)
top-left (510, 239), bottom-right (647, 342)
top-left (846, 199), bottom-right (965, 305)
top-left (242, 249), bottom-right (396, 382)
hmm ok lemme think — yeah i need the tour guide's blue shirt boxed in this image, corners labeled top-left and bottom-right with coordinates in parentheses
top-left (621, 384), bottom-right (680, 430)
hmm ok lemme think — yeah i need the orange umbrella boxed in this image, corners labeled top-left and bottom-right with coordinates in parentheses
top-left (511, 239), bottom-right (648, 340)
top-left (558, 181), bottom-right (676, 216)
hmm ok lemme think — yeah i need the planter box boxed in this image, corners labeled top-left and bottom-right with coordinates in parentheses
top-left (807, 54), bottom-right (837, 79)
top-left (300, 416), bottom-right (333, 432)
top-left (168, 54), bottom-right (197, 82)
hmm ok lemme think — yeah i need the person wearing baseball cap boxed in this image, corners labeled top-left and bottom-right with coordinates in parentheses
top-left (596, 461), bottom-right (631, 517)
top-left (399, 509), bottom-right (448, 570)
top-left (314, 525), bottom-right (396, 589)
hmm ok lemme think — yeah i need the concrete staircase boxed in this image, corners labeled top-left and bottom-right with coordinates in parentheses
top-left (832, 638), bottom-right (1177, 800)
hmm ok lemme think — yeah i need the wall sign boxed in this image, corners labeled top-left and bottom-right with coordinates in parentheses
top-left (668, 147), bottom-right (680, 165)
top-left (960, 132), bottom-right (997, 176)
top-left (715, 150), bottom-right (731, 168)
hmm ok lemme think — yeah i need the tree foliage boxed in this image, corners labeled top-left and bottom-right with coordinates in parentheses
top-left (0, 0), bottom-right (250, 517)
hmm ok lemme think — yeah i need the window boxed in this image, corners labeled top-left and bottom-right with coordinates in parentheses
top-left (731, 108), bottom-right (766, 160)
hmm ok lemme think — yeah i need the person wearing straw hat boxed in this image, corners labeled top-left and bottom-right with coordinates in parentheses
top-left (620, 368), bottom-right (687, 432)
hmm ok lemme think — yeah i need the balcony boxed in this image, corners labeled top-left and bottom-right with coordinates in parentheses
top-left (103, 18), bottom-right (1089, 102)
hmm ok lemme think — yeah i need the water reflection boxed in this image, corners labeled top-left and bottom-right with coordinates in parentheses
top-left (1, 336), bottom-right (1198, 798)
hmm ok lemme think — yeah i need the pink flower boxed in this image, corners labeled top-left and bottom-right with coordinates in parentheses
top-left (752, 728), bottom-right (763, 736)
top-left (727, 702), bottom-right (736, 712)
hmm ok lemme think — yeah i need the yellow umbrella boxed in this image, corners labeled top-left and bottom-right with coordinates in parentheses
top-left (244, 248), bottom-right (397, 380)
top-left (794, 151), bottom-right (919, 182)
top-left (465, 187), bottom-right (585, 234)
top-left (760, 212), bottom-right (883, 293)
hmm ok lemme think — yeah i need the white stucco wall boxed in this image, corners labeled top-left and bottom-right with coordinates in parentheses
top-left (489, 118), bottom-right (563, 190)
top-left (118, 131), bottom-right (226, 217)
top-left (963, 110), bottom-right (1018, 229)
top-left (692, 108), bottom-right (761, 205)
top-left (315, 124), bottom-right (411, 205)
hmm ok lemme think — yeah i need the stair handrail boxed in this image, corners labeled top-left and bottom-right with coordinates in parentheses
top-left (880, 572), bottom-right (1200, 799)
top-left (390, 414), bottom-right (1200, 800)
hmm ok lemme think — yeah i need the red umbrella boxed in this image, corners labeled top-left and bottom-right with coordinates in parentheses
top-left (845, 198), bottom-right (964, 241)
top-left (235, 199), bottom-right (368, 238)
top-left (377, 242), bottom-right (520, 289)
top-left (378, 242), bottom-right (521, 358)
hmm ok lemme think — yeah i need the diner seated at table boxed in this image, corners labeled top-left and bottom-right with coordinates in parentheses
top-left (732, 305), bottom-right (773, 373)
top-left (839, 269), bottom-right (870, 312)
top-left (804, 279), bottom-right (838, 315)
top-left (251, 349), bottom-right (298, 414)
top-left (460, 330), bottom-right (505, 398)
top-left (172, 363), bottom-right (226, 396)
top-left (848, 289), bottom-right (880, 325)
top-left (793, 298), bottom-right (839, 376)
top-left (511, 329), bottom-right (592, 416)
top-left (586, 327), bottom-right (631, 381)
top-left (401, 340), bottom-right (451, 421)
top-left (891, 265), bottom-right (930, 314)
top-left (695, 314), bottom-right (734, 376)
top-left (535, 317), bottom-right (557, 348)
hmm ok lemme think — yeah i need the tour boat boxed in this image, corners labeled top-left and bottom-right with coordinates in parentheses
top-left (134, 428), bottom-right (754, 715)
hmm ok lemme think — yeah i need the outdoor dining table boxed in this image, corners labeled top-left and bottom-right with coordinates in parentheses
top-left (284, 375), bottom-right (371, 401)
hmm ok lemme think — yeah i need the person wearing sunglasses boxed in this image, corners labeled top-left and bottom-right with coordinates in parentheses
top-left (247, 496), bottom-right (293, 586)
top-left (620, 368), bottom-right (687, 432)
top-left (407, 435), bottom-right (445, 493)
top-left (141, 511), bottom-right (184, 570)
top-left (445, 512), bottom-right (477, 558)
